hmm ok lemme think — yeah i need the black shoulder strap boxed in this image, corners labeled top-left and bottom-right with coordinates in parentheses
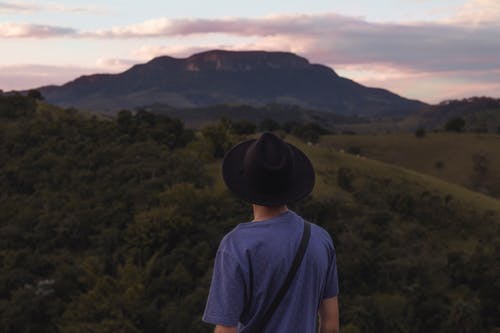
top-left (250, 220), bottom-right (311, 333)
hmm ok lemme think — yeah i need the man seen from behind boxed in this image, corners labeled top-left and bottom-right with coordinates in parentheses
top-left (202, 132), bottom-right (339, 333)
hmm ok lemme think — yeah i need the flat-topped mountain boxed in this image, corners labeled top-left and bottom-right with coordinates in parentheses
top-left (184, 50), bottom-right (311, 71)
top-left (38, 50), bottom-right (426, 115)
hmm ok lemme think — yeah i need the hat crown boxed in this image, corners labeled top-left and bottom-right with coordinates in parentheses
top-left (243, 132), bottom-right (294, 195)
top-left (247, 132), bottom-right (290, 168)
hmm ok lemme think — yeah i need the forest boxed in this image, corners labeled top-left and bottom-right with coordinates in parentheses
top-left (1, 93), bottom-right (499, 333)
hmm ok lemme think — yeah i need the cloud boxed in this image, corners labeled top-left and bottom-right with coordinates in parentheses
top-left (0, 1), bottom-right (107, 14)
top-left (4, 11), bottom-right (500, 74)
top-left (0, 22), bottom-right (75, 37)
top-left (0, 1), bottom-right (32, 13)
top-left (350, 67), bottom-right (500, 103)
top-left (84, 14), bottom-right (354, 38)
top-left (132, 44), bottom-right (218, 59)
top-left (95, 57), bottom-right (138, 71)
top-left (447, 0), bottom-right (500, 25)
top-left (0, 58), bottom-right (142, 91)
top-left (46, 4), bottom-right (107, 15)
top-left (0, 64), bottom-right (100, 90)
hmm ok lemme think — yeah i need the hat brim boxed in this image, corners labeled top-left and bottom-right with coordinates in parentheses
top-left (222, 139), bottom-right (315, 206)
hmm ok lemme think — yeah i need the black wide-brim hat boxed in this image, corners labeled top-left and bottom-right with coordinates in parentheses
top-left (222, 132), bottom-right (315, 206)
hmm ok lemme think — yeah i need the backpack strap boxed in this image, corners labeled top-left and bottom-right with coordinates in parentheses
top-left (250, 220), bottom-right (311, 333)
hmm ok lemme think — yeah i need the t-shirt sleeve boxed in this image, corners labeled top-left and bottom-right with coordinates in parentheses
top-left (323, 242), bottom-right (339, 299)
top-left (202, 247), bottom-right (246, 327)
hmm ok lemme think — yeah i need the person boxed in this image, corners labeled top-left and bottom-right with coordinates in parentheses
top-left (202, 132), bottom-right (339, 333)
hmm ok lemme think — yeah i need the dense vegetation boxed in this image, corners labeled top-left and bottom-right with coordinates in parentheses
top-left (144, 103), bottom-right (363, 129)
top-left (1, 94), bottom-right (499, 332)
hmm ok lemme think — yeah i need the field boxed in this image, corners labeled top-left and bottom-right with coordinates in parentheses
top-left (319, 132), bottom-right (500, 198)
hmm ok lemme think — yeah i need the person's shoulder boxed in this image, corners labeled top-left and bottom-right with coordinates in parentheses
top-left (311, 222), bottom-right (333, 238)
top-left (216, 223), bottom-right (251, 255)
top-left (219, 225), bottom-right (242, 246)
top-left (304, 219), bottom-right (335, 246)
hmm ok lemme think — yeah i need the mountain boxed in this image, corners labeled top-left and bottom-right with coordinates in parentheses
top-left (37, 50), bottom-right (426, 116)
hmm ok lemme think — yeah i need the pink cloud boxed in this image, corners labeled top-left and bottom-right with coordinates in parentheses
top-left (0, 64), bottom-right (100, 90)
top-left (355, 68), bottom-right (500, 103)
top-left (0, 1), bottom-right (33, 14)
top-left (0, 1), bottom-right (107, 14)
top-left (447, 0), bottom-right (500, 25)
top-left (86, 14), bottom-right (344, 38)
top-left (0, 22), bottom-right (75, 38)
top-left (95, 57), bottom-right (138, 71)
top-left (3, 11), bottom-right (500, 74)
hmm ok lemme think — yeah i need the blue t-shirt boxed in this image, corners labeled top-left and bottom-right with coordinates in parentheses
top-left (203, 210), bottom-right (339, 332)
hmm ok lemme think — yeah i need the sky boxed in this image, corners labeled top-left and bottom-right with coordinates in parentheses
top-left (1, 0), bottom-right (499, 103)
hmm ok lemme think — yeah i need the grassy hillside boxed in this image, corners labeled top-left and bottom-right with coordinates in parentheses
top-left (1, 95), bottom-right (499, 332)
top-left (319, 132), bottom-right (500, 198)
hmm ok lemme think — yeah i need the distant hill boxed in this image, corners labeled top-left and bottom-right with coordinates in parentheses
top-left (36, 50), bottom-right (426, 116)
top-left (399, 97), bottom-right (500, 132)
top-left (328, 96), bottom-right (500, 134)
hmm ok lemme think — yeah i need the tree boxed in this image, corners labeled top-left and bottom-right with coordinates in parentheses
top-left (471, 153), bottom-right (490, 191)
top-left (434, 160), bottom-right (444, 172)
top-left (232, 120), bottom-right (256, 135)
top-left (117, 110), bottom-right (135, 134)
top-left (347, 146), bottom-right (362, 155)
top-left (445, 117), bottom-right (466, 132)
top-left (337, 167), bottom-right (354, 191)
top-left (259, 118), bottom-right (280, 131)
top-left (291, 122), bottom-right (329, 144)
top-left (0, 94), bottom-right (36, 118)
top-left (415, 127), bottom-right (426, 138)
top-left (201, 120), bottom-right (234, 158)
top-left (27, 89), bottom-right (44, 101)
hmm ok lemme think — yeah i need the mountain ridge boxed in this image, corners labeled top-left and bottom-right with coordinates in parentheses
top-left (36, 50), bottom-right (427, 115)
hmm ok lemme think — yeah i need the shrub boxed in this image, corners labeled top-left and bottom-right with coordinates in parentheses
top-left (231, 120), bottom-right (256, 135)
top-left (259, 118), bottom-right (280, 131)
top-left (434, 160), bottom-right (444, 171)
top-left (337, 167), bottom-right (354, 191)
top-left (27, 89), bottom-right (44, 101)
top-left (347, 146), bottom-right (362, 155)
top-left (444, 117), bottom-right (466, 132)
top-left (415, 127), bottom-right (426, 137)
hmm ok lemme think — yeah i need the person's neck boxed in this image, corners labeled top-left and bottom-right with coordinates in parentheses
top-left (252, 204), bottom-right (289, 222)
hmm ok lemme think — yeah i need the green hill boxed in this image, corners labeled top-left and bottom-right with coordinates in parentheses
top-left (320, 132), bottom-right (500, 198)
top-left (1, 95), bottom-right (499, 332)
